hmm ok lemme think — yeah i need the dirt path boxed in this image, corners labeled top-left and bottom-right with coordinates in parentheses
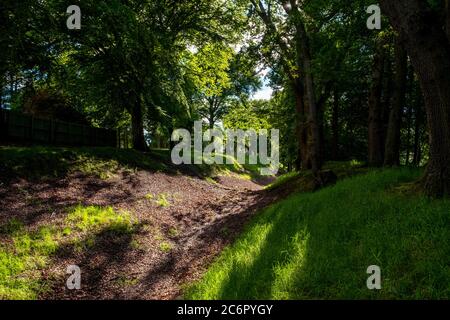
top-left (0, 169), bottom-right (278, 299)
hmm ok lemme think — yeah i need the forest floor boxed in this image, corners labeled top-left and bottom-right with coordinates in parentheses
top-left (0, 146), bottom-right (283, 299)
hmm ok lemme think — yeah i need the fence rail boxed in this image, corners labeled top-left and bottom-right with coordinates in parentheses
top-left (0, 109), bottom-right (117, 147)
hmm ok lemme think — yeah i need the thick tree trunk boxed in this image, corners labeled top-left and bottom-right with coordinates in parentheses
top-left (368, 41), bottom-right (386, 167)
top-left (413, 89), bottom-right (424, 167)
top-left (380, 0), bottom-right (450, 197)
top-left (131, 97), bottom-right (148, 151)
top-left (293, 84), bottom-right (310, 171)
top-left (295, 18), bottom-right (322, 176)
top-left (288, 15), bottom-right (322, 176)
top-left (254, 0), bottom-right (323, 175)
top-left (252, 0), bottom-right (309, 172)
top-left (384, 38), bottom-right (407, 166)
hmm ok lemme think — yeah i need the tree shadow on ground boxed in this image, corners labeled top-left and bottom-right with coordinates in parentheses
top-left (44, 222), bottom-right (146, 300)
top-left (131, 188), bottom-right (281, 299)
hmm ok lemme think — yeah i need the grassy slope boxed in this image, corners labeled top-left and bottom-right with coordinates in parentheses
top-left (265, 160), bottom-right (367, 192)
top-left (186, 168), bottom-right (450, 299)
top-left (0, 146), bottom-right (264, 180)
top-left (0, 146), bottom-right (169, 180)
top-left (0, 206), bottom-right (136, 299)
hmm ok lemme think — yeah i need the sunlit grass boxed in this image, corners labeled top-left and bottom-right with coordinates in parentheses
top-left (265, 171), bottom-right (301, 191)
top-left (0, 221), bottom-right (58, 300)
top-left (155, 194), bottom-right (170, 208)
top-left (159, 242), bottom-right (173, 252)
top-left (67, 205), bottom-right (135, 233)
top-left (0, 206), bottom-right (136, 300)
top-left (265, 160), bottom-right (367, 191)
top-left (186, 168), bottom-right (450, 299)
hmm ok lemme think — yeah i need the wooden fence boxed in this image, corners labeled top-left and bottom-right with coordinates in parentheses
top-left (0, 109), bottom-right (117, 147)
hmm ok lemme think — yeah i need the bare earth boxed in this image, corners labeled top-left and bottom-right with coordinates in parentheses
top-left (0, 169), bottom-right (279, 299)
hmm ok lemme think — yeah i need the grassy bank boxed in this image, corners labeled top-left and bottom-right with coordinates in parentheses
top-left (185, 168), bottom-right (450, 299)
top-left (0, 206), bottom-right (136, 299)
top-left (0, 146), bottom-right (269, 181)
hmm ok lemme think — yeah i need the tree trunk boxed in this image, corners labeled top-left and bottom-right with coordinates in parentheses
top-left (368, 41), bottom-right (386, 167)
top-left (208, 98), bottom-right (215, 129)
top-left (380, 0), bottom-right (450, 197)
top-left (295, 18), bottom-right (322, 176)
top-left (253, 0), bottom-right (326, 176)
top-left (405, 103), bottom-right (413, 166)
top-left (413, 93), bottom-right (423, 167)
top-left (131, 97), bottom-right (148, 151)
top-left (293, 83), bottom-right (310, 171)
top-left (253, 0), bottom-right (323, 174)
top-left (331, 90), bottom-right (340, 160)
top-left (384, 38), bottom-right (407, 166)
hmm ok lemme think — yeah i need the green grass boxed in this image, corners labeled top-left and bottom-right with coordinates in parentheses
top-left (0, 146), bottom-right (269, 181)
top-left (168, 227), bottom-right (179, 237)
top-left (67, 205), bottom-right (135, 233)
top-left (0, 146), bottom-right (167, 180)
top-left (194, 152), bottom-right (270, 181)
top-left (265, 160), bottom-right (367, 191)
top-left (115, 274), bottom-right (139, 287)
top-left (155, 193), bottom-right (170, 208)
top-left (185, 168), bottom-right (450, 300)
top-left (265, 171), bottom-right (302, 191)
top-left (0, 206), bottom-right (136, 300)
top-left (0, 223), bottom-right (59, 300)
top-left (145, 193), bottom-right (172, 207)
top-left (159, 242), bottom-right (173, 252)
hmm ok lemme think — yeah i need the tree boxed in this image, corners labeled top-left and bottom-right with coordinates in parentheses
top-left (380, 0), bottom-right (450, 197)
top-left (188, 45), bottom-right (260, 129)
top-left (187, 44), bottom-right (234, 129)
top-left (368, 36), bottom-right (388, 167)
top-left (249, 0), bottom-right (321, 175)
top-left (58, 0), bottom-right (247, 151)
top-left (384, 37), bottom-right (407, 167)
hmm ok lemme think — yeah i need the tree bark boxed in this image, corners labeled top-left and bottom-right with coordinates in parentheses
top-left (207, 97), bottom-right (216, 129)
top-left (251, 0), bottom-right (308, 172)
top-left (380, 0), bottom-right (450, 197)
top-left (293, 83), bottom-right (310, 170)
top-left (131, 97), bottom-right (148, 151)
top-left (252, 0), bottom-right (323, 175)
top-left (413, 91), bottom-right (424, 167)
top-left (368, 41), bottom-right (386, 167)
top-left (331, 90), bottom-right (340, 160)
top-left (405, 103), bottom-right (413, 166)
top-left (292, 4), bottom-right (322, 176)
top-left (384, 38), bottom-right (407, 166)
